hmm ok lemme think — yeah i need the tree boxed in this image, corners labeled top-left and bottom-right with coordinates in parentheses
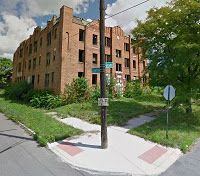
top-left (0, 58), bottom-right (12, 88)
top-left (132, 0), bottom-right (200, 113)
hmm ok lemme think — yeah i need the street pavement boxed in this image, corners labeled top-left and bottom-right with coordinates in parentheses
top-left (160, 140), bottom-right (200, 176)
top-left (0, 113), bottom-right (94, 176)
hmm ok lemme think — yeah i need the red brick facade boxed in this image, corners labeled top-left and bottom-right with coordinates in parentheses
top-left (12, 6), bottom-right (146, 94)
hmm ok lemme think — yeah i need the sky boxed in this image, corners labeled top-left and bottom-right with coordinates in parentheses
top-left (0, 0), bottom-right (170, 59)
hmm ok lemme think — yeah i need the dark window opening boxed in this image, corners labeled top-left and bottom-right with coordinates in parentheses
top-left (37, 75), bottom-right (40, 84)
top-left (116, 49), bottom-right (121, 58)
top-left (46, 52), bottom-right (51, 65)
top-left (45, 73), bottom-right (50, 87)
top-left (132, 46), bottom-right (136, 54)
top-left (39, 56), bottom-right (41, 65)
top-left (92, 74), bottom-right (97, 85)
top-left (124, 43), bottom-right (130, 51)
top-left (105, 54), bottom-right (112, 62)
top-left (79, 50), bottom-right (85, 62)
top-left (54, 28), bottom-right (57, 39)
top-left (79, 29), bottom-right (85, 41)
top-left (53, 51), bottom-right (56, 60)
top-left (143, 61), bottom-right (146, 69)
top-left (29, 44), bottom-right (32, 54)
top-left (105, 37), bottom-right (111, 47)
top-left (20, 49), bottom-right (23, 57)
top-left (47, 32), bottom-right (51, 46)
top-left (93, 53), bottom-right (98, 64)
top-left (28, 60), bottom-right (31, 70)
top-left (78, 72), bottom-right (84, 78)
top-left (125, 74), bottom-right (131, 81)
top-left (133, 60), bottom-right (136, 69)
top-left (93, 34), bottom-right (98, 45)
top-left (33, 58), bottom-right (36, 69)
top-left (116, 63), bottom-right (122, 72)
top-left (34, 41), bottom-right (37, 52)
top-left (32, 75), bottom-right (35, 86)
top-left (51, 72), bottom-right (54, 83)
top-left (124, 58), bottom-right (130, 68)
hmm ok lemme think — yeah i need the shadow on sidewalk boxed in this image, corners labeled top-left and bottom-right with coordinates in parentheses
top-left (0, 132), bottom-right (33, 141)
top-left (59, 141), bottom-right (101, 149)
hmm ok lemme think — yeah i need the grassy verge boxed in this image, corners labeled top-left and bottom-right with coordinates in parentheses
top-left (129, 105), bottom-right (200, 153)
top-left (55, 95), bottom-right (165, 126)
top-left (0, 90), bottom-right (82, 146)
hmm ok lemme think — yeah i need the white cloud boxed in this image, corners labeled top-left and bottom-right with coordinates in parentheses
top-left (105, 0), bottom-right (171, 34)
top-left (0, 0), bottom-right (94, 57)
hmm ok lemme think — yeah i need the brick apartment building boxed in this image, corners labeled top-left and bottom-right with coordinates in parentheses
top-left (12, 5), bottom-right (146, 94)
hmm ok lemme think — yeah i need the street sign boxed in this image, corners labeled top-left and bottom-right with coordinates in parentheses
top-left (105, 62), bottom-right (113, 68)
top-left (98, 98), bottom-right (109, 107)
top-left (92, 67), bottom-right (101, 73)
top-left (163, 85), bottom-right (175, 101)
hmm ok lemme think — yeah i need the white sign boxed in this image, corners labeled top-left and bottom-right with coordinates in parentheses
top-left (163, 85), bottom-right (175, 101)
top-left (98, 98), bottom-right (109, 107)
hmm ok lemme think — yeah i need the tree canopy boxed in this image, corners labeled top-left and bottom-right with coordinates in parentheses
top-left (0, 58), bottom-right (12, 88)
top-left (132, 0), bottom-right (200, 112)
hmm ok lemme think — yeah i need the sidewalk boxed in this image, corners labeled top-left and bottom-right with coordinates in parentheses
top-left (48, 113), bottom-right (182, 176)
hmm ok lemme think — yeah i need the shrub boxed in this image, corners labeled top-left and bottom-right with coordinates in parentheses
top-left (5, 81), bottom-right (33, 101)
top-left (62, 77), bottom-right (90, 104)
top-left (30, 90), bottom-right (62, 109)
top-left (124, 80), bottom-right (143, 98)
top-left (91, 87), bottom-right (101, 101)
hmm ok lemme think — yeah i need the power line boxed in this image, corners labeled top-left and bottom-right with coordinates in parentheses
top-left (69, 0), bottom-right (151, 39)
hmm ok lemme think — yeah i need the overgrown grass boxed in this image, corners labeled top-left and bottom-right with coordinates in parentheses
top-left (55, 95), bottom-right (165, 126)
top-left (129, 105), bottom-right (200, 153)
top-left (0, 90), bottom-right (82, 146)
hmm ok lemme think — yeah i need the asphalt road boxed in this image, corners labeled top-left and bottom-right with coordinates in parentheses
top-left (0, 113), bottom-right (94, 176)
top-left (160, 140), bottom-right (200, 176)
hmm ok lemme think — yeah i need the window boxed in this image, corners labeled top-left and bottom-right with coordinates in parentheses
top-left (79, 50), bottom-right (85, 62)
top-left (93, 53), bottom-right (97, 64)
top-left (45, 73), bottom-right (50, 87)
top-left (79, 29), bottom-right (85, 41)
top-left (39, 56), bottom-right (41, 65)
top-left (37, 75), bottom-right (40, 84)
top-left (105, 54), bottom-right (111, 62)
top-left (53, 50), bottom-right (56, 60)
top-left (51, 72), bottom-right (54, 83)
top-left (116, 49), bottom-right (121, 58)
top-left (124, 43), bottom-right (130, 51)
top-left (20, 48), bottom-right (23, 57)
top-left (34, 41), bottom-right (37, 52)
top-left (143, 61), bottom-right (146, 69)
top-left (78, 72), bottom-right (84, 78)
top-left (93, 34), bottom-right (98, 45)
top-left (133, 60), bottom-right (136, 69)
top-left (125, 74), bottom-right (131, 81)
top-left (116, 63), bottom-right (122, 72)
top-left (47, 32), bottom-right (51, 46)
top-left (133, 76), bottom-right (137, 80)
top-left (92, 74), bottom-right (97, 85)
top-left (18, 63), bottom-right (22, 72)
top-left (40, 37), bottom-right (43, 47)
top-left (29, 44), bottom-right (32, 55)
top-left (46, 52), bottom-right (51, 65)
top-left (32, 75), bottom-right (35, 86)
top-left (54, 28), bottom-right (57, 39)
top-left (105, 37), bottom-right (111, 47)
top-left (28, 60), bottom-right (31, 70)
top-left (33, 58), bottom-right (36, 69)
top-left (132, 46), bottom-right (136, 54)
top-left (124, 58), bottom-right (130, 68)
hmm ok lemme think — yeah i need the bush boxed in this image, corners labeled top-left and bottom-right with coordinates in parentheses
top-left (30, 90), bottom-right (62, 109)
top-left (5, 81), bottom-right (33, 101)
top-left (124, 80), bottom-right (143, 98)
top-left (91, 87), bottom-right (101, 101)
top-left (62, 77), bottom-right (90, 104)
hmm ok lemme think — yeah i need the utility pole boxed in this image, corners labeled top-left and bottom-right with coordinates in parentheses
top-left (99, 0), bottom-right (108, 149)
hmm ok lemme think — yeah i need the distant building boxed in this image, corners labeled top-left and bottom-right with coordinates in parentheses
top-left (12, 6), bottom-right (146, 94)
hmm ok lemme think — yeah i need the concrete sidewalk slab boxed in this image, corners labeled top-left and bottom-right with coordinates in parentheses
top-left (48, 125), bottom-right (182, 176)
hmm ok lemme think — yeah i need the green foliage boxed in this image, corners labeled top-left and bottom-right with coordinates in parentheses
top-left (5, 81), bottom-right (33, 101)
top-left (0, 90), bottom-right (82, 146)
top-left (30, 90), bottom-right (62, 109)
top-left (91, 87), bottom-right (101, 101)
top-left (0, 58), bottom-right (12, 88)
top-left (124, 80), bottom-right (143, 98)
top-left (62, 77), bottom-right (90, 104)
top-left (132, 0), bottom-right (200, 112)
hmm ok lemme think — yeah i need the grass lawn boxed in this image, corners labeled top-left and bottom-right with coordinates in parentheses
top-left (55, 95), bottom-right (165, 126)
top-left (0, 90), bottom-right (82, 146)
top-left (129, 105), bottom-right (200, 153)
